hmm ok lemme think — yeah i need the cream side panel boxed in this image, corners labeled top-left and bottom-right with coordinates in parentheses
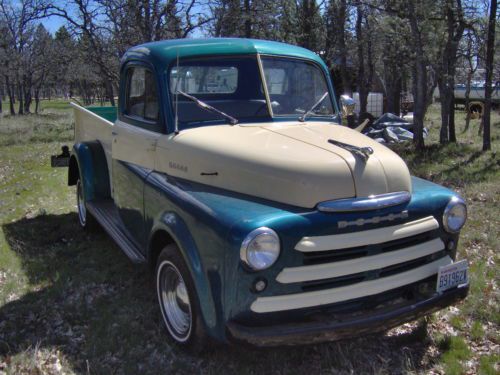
top-left (277, 237), bottom-right (444, 283)
top-left (295, 216), bottom-right (439, 252)
top-left (251, 256), bottom-right (452, 313)
top-left (71, 102), bottom-right (113, 190)
top-left (112, 119), bottom-right (161, 170)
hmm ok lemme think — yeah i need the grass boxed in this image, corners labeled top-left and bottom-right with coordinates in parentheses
top-left (0, 101), bottom-right (499, 374)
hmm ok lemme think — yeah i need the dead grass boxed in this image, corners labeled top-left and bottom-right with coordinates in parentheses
top-left (0, 102), bottom-right (498, 374)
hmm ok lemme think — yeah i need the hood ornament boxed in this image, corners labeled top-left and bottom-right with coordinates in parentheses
top-left (328, 139), bottom-right (373, 161)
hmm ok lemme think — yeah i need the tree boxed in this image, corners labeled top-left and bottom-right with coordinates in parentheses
top-left (325, 0), bottom-right (352, 95)
top-left (435, 0), bottom-right (468, 144)
top-left (458, 28), bottom-right (481, 133)
top-left (297, 0), bottom-right (325, 52)
top-left (50, 0), bottom-right (212, 106)
top-left (0, 0), bottom-right (52, 114)
top-left (482, 0), bottom-right (497, 151)
top-left (354, 1), bottom-right (375, 117)
top-left (31, 24), bottom-right (53, 113)
top-left (406, 0), bottom-right (431, 149)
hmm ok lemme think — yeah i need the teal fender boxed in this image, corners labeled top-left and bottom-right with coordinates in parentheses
top-left (144, 172), bottom-right (233, 341)
top-left (68, 142), bottom-right (111, 201)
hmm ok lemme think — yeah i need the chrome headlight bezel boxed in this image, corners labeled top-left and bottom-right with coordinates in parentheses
top-left (443, 196), bottom-right (467, 233)
top-left (240, 227), bottom-right (280, 271)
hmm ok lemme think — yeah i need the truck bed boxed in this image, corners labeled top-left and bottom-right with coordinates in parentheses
top-left (71, 102), bottom-right (116, 192)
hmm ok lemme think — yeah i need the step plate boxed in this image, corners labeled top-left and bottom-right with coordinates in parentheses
top-left (87, 200), bottom-right (146, 264)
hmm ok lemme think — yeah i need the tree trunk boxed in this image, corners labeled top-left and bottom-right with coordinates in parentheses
top-left (24, 86), bottom-right (32, 114)
top-left (463, 69), bottom-right (473, 133)
top-left (438, 0), bottom-right (465, 144)
top-left (5, 76), bottom-right (15, 115)
top-left (35, 97), bottom-right (40, 114)
top-left (338, 0), bottom-right (351, 95)
top-left (244, 0), bottom-right (252, 38)
top-left (105, 80), bottom-right (115, 106)
top-left (482, 0), bottom-right (497, 151)
top-left (34, 88), bottom-right (41, 114)
top-left (449, 94), bottom-right (456, 142)
top-left (17, 81), bottom-right (24, 115)
top-left (356, 4), bottom-right (368, 114)
top-left (438, 78), bottom-right (450, 143)
top-left (384, 58), bottom-right (402, 115)
top-left (408, 1), bottom-right (426, 149)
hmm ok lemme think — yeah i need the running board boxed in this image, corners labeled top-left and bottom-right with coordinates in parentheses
top-left (87, 200), bottom-right (146, 264)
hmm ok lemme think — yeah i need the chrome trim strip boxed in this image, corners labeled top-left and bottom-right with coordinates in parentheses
top-left (317, 191), bottom-right (411, 212)
top-left (251, 256), bottom-right (452, 313)
top-left (277, 238), bottom-right (444, 284)
top-left (295, 216), bottom-right (438, 252)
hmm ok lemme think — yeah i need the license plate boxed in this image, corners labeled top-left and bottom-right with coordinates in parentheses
top-left (436, 260), bottom-right (469, 293)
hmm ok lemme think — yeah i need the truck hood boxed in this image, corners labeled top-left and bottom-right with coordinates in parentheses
top-left (156, 122), bottom-right (411, 208)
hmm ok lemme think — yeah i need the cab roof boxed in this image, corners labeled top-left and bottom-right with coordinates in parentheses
top-left (122, 38), bottom-right (326, 71)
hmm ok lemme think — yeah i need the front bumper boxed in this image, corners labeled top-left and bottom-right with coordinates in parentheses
top-left (227, 284), bottom-right (468, 346)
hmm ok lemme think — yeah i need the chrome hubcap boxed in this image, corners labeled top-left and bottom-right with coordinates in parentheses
top-left (158, 261), bottom-right (192, 341)
top-left (77, 180), bottom-right (86, 226)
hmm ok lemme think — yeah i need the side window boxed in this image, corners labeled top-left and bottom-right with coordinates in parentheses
top-left (125, 67), bottom-right (159, 122)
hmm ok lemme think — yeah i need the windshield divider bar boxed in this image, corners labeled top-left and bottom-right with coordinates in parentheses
top-left (257, 53), bottom-right (274, 118)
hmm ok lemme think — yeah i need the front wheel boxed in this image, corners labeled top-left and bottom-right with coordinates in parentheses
top-left (156, 244), bottom-right (207, 351)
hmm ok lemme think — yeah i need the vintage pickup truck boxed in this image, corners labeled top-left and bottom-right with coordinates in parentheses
top-left (62, 38), bottom-right (469, 348)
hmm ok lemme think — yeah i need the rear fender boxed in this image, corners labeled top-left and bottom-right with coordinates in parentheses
top-left (70, 142), bottom-right (111, 201)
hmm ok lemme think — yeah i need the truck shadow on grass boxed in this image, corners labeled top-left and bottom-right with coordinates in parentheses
top-left (1, 213), bottom-right (435, 374)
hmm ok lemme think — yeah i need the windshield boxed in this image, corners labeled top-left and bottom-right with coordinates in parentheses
top-left (169, 56), bottom-right (269, 126)
top-left (261, 56), bottom-right (334, 118)
top-left (168, 55), bottom-right (334, 127)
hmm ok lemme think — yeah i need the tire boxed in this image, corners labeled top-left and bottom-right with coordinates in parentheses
top-left (156, 244), bottom-right (207, 351)
top-left (76, 178), bottom-right (99, 231)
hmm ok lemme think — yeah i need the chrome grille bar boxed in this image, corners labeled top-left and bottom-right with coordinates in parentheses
top-left (277, 238), bottom-right (444, 284)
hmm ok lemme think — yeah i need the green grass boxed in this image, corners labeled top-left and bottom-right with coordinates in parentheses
top-left (0, 103), bottom-right (498, 374)
top-left (437, 335), bottom-right (472, 375)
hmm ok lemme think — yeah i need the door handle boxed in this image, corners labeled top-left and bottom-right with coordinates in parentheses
top-left (111, 131), bottom-right (118, 136)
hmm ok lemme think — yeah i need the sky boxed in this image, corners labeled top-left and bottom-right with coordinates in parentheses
top-left (41, 15), bottom-right (67, 34)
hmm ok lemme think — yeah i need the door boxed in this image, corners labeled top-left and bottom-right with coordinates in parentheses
top-left (112, 65), bottom-right (162, 247)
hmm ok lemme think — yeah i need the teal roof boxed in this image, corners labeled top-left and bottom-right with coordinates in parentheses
top-left (122, 38), bottom-right (326, 70)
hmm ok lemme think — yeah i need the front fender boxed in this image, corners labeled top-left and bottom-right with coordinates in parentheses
top-left (70, 142), bottom-right (111, 201)
top-left (149, 213), bottom-right (222, 340)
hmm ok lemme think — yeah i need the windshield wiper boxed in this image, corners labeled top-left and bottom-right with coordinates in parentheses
top-left (177, 90), bottom-right (238, 125)
top-left (298, 91), bottom-right (329, 122)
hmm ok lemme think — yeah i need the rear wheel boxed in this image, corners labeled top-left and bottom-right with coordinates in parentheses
top-left (156, 244), bottom-right (207, 351)
top-left (76, 178), bottom-right (98, 231)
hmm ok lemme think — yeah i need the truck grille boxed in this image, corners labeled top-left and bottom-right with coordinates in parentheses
top-left (251, 216), bottom-right (451, 314)
top-left (302, 231), bottom-right (437, 266)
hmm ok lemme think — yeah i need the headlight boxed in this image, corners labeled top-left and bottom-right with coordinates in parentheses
top-left (240, 227), bottom-right (280, 271)
top-left (443, 196), bottom-right (467, 233)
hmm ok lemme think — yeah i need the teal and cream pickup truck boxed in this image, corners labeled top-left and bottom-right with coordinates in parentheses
top-left (62, 38), bottom-right (469, 348)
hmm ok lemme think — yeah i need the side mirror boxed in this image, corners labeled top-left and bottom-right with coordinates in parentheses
top-left (340, 95), bottom-right (356, 117)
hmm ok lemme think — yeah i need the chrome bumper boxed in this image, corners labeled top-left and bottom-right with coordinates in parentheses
top-left (227, 284), bottom-right (469, 347)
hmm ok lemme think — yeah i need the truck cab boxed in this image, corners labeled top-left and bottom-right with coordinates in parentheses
top-left (66, 38), bottom-right (469, 348)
